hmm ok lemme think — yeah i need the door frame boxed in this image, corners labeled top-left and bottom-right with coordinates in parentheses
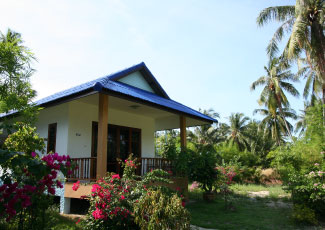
top-left (91, 122), bottom-right (142, 174)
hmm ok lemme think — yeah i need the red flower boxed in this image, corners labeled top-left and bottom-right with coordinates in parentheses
top-left (76, 219), bottom-right (81, 225)
top-left (92, 208), bottom-right (105, 219)
top-left (72, 181), bottom-right (80, 191)
top-left (120, 195), bottom-right (125, 200)
top-left (112, 174), bottom-right (120, 180)
top-left (91, 184), bottom-right (101, 193)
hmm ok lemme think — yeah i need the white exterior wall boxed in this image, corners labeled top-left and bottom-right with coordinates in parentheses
top-left (35, 103), bottom-right (69, 155)
top-left (66, 100), bottom-right (155, 158)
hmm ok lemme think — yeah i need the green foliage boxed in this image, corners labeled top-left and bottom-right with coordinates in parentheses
top-left (0, 29), bottom-right (39, 125)
top-left (188, 144), bottom-right (218, 192)
top-left (0, 148), bottom-right (73, 229)
top-left (226, 113), bottom-right (251, 151)
top-left (134, 189), bottom-right (190, 230)
top-left (269, 103), bottom-right (325, 221)
top-left (157, 138), bottom-right (189, 176)
top-left (257, 1), bottom-right (325, 105)
top-left (83, 154), bottom-right (188, 230)
top-left (292, 204), bottom-right (318, 225)
top-left (4, 122), bottom-right (45, 154)
top-left (215, 144), bottom-right (262, 183)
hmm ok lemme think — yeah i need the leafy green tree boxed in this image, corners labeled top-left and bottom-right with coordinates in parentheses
top-left (226, 113), bottom-right (251, 151)
top-left (254, 107), bottom-right (297, 146)
top-left (245, 120), bottom-right (277, 167)
top-left (257, 1), bottom-right (325, 104)
top-left (0, 29), bottom-right (38, 126)
top-left (251, 57), bottom-right (299, 139)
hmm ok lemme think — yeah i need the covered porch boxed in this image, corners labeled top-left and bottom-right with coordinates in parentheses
top-left (65, 92), bottom-right (206, 181)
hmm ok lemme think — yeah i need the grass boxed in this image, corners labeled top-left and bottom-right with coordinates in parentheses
top-left (47, 211), bottom-right (82, 230)
top-left (0, 207), bottom-right (82, 230)
top-left (231, 183), bottom-right (290, 200)
top-left (187, 184), bottom-right (323, 230)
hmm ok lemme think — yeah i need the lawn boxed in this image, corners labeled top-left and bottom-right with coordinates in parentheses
top-left (0, 207), bottom-right (82, 230)
top-left (187, 184), bottom-right (323, 230)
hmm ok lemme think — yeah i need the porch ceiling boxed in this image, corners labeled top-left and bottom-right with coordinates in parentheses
top-left (77, 94), bottom-right (210, 131)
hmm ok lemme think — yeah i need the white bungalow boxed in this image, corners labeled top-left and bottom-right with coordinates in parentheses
top-left (1, 62), bottom-right (216, 213)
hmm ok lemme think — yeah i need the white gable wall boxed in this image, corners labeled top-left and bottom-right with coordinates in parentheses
top-left (118, 71), bottom-right (155, 93)
top-left (66, 100), bottom-right (155, 159)
top-left (35, 103), bottom-right (69, 155)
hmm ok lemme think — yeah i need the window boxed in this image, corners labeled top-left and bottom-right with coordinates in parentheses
top-left (47, 123), bottom-right (57, 153)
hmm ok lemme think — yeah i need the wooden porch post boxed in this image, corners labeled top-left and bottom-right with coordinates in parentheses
top-left (96, 93), bottom-right (108, 179)
top-left (180, 116), bottom-right (187, 151)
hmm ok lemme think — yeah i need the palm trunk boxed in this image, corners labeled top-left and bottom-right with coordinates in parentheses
top-left (322, 86), bottom-right (325, 133)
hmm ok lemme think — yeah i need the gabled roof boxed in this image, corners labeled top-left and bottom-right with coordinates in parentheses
top-left (0, 62), bottom-right (217, 123)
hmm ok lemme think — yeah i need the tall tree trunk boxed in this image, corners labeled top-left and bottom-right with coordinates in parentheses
top-left (311, 20), bottom-right (325, 124)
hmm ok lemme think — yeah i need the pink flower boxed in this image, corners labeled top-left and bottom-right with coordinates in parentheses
top-left (120, 195), bottom-right (125, 200)
top-left (48, 187), bottom-right (56, 195)
top-left (91, 184), bottom-right (101, 193)
top-left (31, 152), bottom-right (37, 158)
top-left (314, 163), bottom-right (319, 166)
top-left (72, 181), bottom-right (80, 191)
top-left (190, 181), bottom-right (199, 191)
top-left (112, 174), bottom-right (120, 180)
top-left (92, 208), bottom-right (105, 219)
top-left (56, 180), bottom-right (63, 188)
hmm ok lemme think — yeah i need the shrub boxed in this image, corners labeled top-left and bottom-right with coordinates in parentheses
top-left (269, 103), bottom-right (325, 221)
top-left (188, 144), bottom-right (219, 193)
top-left (286, 162), bottom-right (325, 217)
top-left (0, 123), bottom-right (74, 229)
top-left (134, 189), bottom-right (190, 230)
top-left (4, 122), bottom-right (45, 155)
top-left (292, 204), bottom-right (318, 225)
top-left (216, 164), bottom-right (237, 209)
top-left (81, 154), bottom-right (189, 230)
top-left (0, 150), bottom-right (74, 229)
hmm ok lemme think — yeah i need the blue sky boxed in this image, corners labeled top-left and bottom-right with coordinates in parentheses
top-left (1, 0), bottom-right (301, 123)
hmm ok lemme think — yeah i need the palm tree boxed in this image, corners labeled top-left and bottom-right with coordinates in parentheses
top-left (296, 58), bottom-right (323, 105)
top-left (295, 109), bottom-right (307, 136)
top-left (257, 1), bottom-right (325, 104)
top-left (251, 57), bottom-right (299, 139)
top-left (188, 108), bottom-right (219, 145)
top-left (254, 107), bottom-right (297, 146)
top-left (226, 113), bottom-right (251, 151)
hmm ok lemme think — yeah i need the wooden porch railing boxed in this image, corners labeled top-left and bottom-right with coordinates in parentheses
top-left (67, 157), bottom-right (97, 181)
top-left (67, 157), bottom-right (173, 181)
top-left (140, 157), bottom-right (173, 176)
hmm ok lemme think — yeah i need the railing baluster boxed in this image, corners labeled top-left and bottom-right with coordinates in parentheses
top-left (68, 157), bottom-right (173, 181)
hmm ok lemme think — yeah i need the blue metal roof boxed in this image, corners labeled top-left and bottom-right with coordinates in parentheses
top-left (0, 62), bottom-right (216, 123)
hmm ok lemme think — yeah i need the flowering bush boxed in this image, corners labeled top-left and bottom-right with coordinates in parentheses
top-left (216, 165), bottom-right (237, 209)
top-left (0, 150), bottom-right (74, 228)
top-left (187, 144), bottom-right (219, 193)
top-left (286, 160), bottom-right (325, 218)
top-left (80, 154), bottom-right (189, 230)
top-left (0, 124), bottom-right (74, 229)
